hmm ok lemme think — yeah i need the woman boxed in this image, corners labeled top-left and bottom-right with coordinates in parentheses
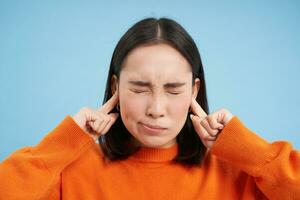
top-left (0, 18), bottom-right (299, 200)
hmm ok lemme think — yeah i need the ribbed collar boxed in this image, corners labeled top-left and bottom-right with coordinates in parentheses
top-left (129, 143), bottom-right (178, 162)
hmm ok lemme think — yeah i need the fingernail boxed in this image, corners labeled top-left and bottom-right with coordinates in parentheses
top-left (190, 114), bottom-right (193, 119)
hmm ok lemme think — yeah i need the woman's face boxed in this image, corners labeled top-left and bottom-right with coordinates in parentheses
top-left (113, 43), bottom-right (199, 148)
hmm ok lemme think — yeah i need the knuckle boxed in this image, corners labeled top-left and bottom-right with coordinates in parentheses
top-left (207, 115), bottom-right (214, 123)
top-left (207, 117), bottom-right (217, 128)
top-left (200, 119), bottom-right (206, 126)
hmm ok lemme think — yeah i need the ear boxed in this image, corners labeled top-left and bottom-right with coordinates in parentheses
top-left (111, 75), bottom-right (119, 95)
top-left (192, 78), bottom-right (200, 99)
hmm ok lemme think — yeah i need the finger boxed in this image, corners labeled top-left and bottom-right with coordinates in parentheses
top-left (87, 121), bottom-right (98, 134)
top-left (201, 119), bottom-right (219, 137)
top-left (97, 118), bottom-right (111, 134)
top-left (101, 113), bottom-right (119, 135)
top-left (190, 115), bottom-right (215, 140)
top-left (190, 98), bottom-right (207, 119)
top-left (199, 124), bottom-right (216, 141)
top-left (207, 114), bottom-right (224, 130)
top-left (99, 88), bottom-right (119, 114)
top-left (93, 116), bottom-right (105, 131)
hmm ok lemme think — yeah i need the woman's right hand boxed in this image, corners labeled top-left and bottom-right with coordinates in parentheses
top-left (72, 88), bottom-right (120, 140)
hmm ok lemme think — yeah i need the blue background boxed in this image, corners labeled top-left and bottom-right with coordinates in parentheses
top-left (1, 1), bottom-right (299, 160)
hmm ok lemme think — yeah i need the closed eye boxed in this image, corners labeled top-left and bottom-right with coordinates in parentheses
top-left (132, 90), bottom-right (147, 93)
top-left (168, 92), bottom-right (181, 95)
top-left (132, 90), bottom-right (181, 95)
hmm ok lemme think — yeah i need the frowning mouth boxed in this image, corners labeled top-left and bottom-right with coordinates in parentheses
top-left (141, 123), bottom-right (166, 129)
top-left (140, 123), bottom-right (167, 135)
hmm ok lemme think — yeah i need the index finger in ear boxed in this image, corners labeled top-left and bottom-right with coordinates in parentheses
top-left (99, 88), bottom-right (119, 114)
top-left (190, 98), bottom-right (207, 119)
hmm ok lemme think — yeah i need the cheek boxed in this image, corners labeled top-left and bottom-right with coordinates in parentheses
top-left (170, 96), bottom-right (191, 128)
top-left (168, 96), bottom-right (191, 132)
top-left (171, 96), bottom-right (190, 115)
top-left (119, 92), bottom-right (145, 122)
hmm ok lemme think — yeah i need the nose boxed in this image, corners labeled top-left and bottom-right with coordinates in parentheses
top-left (146, 93), bottom-right (167, 119)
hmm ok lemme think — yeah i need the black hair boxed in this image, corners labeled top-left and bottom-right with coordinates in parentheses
top-left (99, 17), bottom-right (209, 166)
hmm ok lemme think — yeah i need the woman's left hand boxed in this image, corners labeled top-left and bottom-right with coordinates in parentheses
top-left (189, 98), bottom-right (234, 149)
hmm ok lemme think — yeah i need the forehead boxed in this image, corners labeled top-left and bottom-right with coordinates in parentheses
top-left (120, 43), bottom-right (191, 80)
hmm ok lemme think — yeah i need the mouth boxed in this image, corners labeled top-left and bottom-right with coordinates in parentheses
top-left (139, 123), bottom-right (167, 135)
top-left (141, 123), bottom-right (166, 129)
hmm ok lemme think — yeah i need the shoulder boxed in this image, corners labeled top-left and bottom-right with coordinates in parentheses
top-left (203, 150), bottom-right (249, 179)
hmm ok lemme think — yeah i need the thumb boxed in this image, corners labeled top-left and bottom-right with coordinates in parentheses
top-left (101, 113), bottom-right (120, 135)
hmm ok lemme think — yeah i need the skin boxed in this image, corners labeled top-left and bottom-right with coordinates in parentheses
top-left (111, 43), bottom-right (200, 148)
top-left (73, 43), bottom-right (234, 149)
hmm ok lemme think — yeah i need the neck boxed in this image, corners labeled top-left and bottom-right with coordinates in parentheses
top-left (129, 143), bottom-right (178, 162)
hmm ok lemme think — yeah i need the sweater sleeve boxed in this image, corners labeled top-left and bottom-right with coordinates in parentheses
top-left (0, 115), bottom-right (95, 200)
top-left (211, 116), bottom-right (300, 200)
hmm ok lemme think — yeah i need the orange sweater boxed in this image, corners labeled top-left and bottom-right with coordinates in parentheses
top-left (0, 115), bottom-right (299, 200)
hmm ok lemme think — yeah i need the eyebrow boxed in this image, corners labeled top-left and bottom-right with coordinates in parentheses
top-left (128, 80), bottom-right (186, 88)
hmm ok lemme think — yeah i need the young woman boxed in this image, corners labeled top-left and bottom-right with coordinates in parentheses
top-left (1, 18), bottom-right (299, 200)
